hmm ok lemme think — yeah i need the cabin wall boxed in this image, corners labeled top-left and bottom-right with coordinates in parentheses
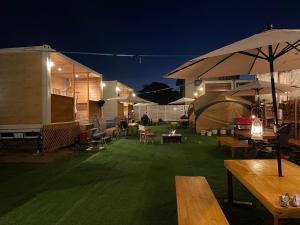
top-left (0, 52), bottom-right (43, 125)
top-left (51, 94), bottom-right (74, 123)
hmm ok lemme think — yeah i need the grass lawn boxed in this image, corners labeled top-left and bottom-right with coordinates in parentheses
top-left (0, 125), bottom-right (298, 225)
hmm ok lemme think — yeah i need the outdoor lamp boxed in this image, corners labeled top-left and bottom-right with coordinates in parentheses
top-left (194, 92), bottom-right (198, 97)
top-left (101, 82), bottom-right (106, 88)
top-left (132, 93), bottom-right (136, 97)
top-left (116, 86), bottom-right (120, 94)
top-left (251, 117), bottom-right (263, 138)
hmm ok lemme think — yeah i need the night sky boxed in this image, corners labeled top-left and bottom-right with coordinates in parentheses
top-left (2, 0), bottom-right (300, 91)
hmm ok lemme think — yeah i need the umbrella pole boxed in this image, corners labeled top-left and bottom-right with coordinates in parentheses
top-left (269, 44), bottom-right (282, 177)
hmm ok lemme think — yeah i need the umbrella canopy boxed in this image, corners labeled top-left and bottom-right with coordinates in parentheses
top-left (224, 80), bottom-right (299, 96)
top-left (168, 97), bottom-right (195, 105)
top-left (134, 102), bottom-right (158, 106)
top-left (167, 26), bottom-right (300, 177)
top-left (167, 28), bottom-right (300, 80)
top-left (107, 95), bottom-right (151, 103)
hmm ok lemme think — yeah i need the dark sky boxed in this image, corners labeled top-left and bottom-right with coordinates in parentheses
top-left (1, 0), bottom-right (300, 91)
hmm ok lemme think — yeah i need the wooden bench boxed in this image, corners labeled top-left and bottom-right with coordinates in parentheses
top-left (217, 136), bottom-right (248, 158)
top-left (175, 176), bottom-right (230, 225)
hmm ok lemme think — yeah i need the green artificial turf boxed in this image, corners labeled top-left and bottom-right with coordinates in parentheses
top-left (0, 125), bottom-right (298, 225)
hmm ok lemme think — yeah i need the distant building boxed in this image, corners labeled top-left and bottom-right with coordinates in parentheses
top-left (0, 45), bottom-right (104, 151)
top-left (102, 80), bottom-right (134, 123)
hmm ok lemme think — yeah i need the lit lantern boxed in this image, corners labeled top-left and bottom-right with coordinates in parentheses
top-left (251, 117), bottom-right (263, 138)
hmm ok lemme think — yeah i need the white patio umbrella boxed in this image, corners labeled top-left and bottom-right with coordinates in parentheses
top-left (224, 80), bottom-right (299, 96)
top-left (167, 26), bottom-right (300, 176)
top-left (168, 97), bottom-right (195, 105)
top-left (107, 94), bottom-right (151, 104)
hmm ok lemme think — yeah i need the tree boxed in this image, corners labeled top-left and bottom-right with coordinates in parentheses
top-left (138, 82), bottom-right (180, 105)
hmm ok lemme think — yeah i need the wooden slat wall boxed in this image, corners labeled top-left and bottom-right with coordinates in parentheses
top-left (89, 77), bottom-right (101, 101)
top-left (75, 78), bottom-right (88, 103)
top-left (0, 52), bottom-right (43, 125)
top-left (51, 94), bottom-right (74, 123)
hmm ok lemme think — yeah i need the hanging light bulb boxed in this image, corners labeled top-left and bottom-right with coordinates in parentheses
top-left (251, 117), bottom-right (263, 139)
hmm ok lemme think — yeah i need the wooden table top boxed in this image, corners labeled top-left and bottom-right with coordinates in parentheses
top-left (235, 130), bottom-right (277, 140)
top-left (175, 176), bottom-right (230, 225)
top-left (224, 159), bottom-right (300, 218)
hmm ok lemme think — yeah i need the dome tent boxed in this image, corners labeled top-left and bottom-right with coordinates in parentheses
top-left (193, 92), bottom-right (251, 133)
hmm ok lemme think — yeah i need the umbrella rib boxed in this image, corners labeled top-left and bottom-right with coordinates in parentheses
top-left (286, 41), bottom-right (300, 53)
top-left (167, 57), bottom-right (207, 77)
top-left (272, 43), bottom-right (280, 57)
top-left (238, 51), bottom-right (268, 60)
top-left (256, 48), bottom-right (268, 59)
top-left (197, 53), bottom-right (236, 78)
top-left (248, 49), bottom-right (261, 74)
top-left (274, 39), bottom-right (300, 59)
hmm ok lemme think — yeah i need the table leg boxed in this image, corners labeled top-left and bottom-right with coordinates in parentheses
top-left (273, 215), bottom-right (280, 225)
top-left (227, 170), bottom-right (234, 203)
top-left (231, 147), bottom-right (236, 158)
top-left (224, 169), bottom-right (253, 206)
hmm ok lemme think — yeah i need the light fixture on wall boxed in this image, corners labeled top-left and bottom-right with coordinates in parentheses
top-left (101, 82), bottom-right (106, 88)
top-left (194, 92), bottom-right (198, 98)
top-left (75, 74), bottom-right (79, 78)
top-left (47, 60), bottom-right (54, 70)
top-left (132, 93), bottom-right (136, 97)
top-left (58, 68), bottom-right (62, 71)
top-left (116, 86), bottom-right (120, 95)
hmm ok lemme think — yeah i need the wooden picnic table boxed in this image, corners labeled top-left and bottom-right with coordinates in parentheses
top-left (235, 129), bottom-right (277, 141)
top-left (224, 159), bottom-right (300, 225)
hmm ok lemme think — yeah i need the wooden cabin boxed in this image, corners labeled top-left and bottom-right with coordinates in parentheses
top-left (0, 45), bottom-right (104, 151)
top-left (102, 80), bottom-right (134, 125)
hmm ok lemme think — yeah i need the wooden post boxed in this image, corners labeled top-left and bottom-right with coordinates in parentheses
top-left (87, 73), bottom-right (90, 122)
top-left (72, 64), bottom-right (76, 120)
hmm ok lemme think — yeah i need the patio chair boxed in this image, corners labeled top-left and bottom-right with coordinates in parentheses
top-left (143, 128), bottom-right (155, 144)
top-left (138, 125), bottom-right (146, 142)
top-left (257, 124), bottom-right (291, 158)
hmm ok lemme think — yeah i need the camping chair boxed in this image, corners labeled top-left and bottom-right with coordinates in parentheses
top-left (256, 124), bottom-right (291, 158)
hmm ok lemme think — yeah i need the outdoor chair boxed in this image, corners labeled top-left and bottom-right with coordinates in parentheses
top-left (143, 128), bottom-right (155, 144)
top-left (257, 124), bottom-right (291, 158)
top-left (138, 125), bottom-right (146, 142)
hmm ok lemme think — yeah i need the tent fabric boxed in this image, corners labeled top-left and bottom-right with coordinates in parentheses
top-left (192, 93), bottom-right (251, 133)
top-left (169, 97), bottom-right (195, 105)
top-left (167, 29), bottom-right (300, 79)
top-left (224, 80), bottom-right (300, 96)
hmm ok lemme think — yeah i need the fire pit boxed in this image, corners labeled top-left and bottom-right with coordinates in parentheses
top-left (161, 130), bottom-right (182, 144)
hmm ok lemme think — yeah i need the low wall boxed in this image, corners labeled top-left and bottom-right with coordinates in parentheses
top-left (42, 121), bottom-right (79, 152)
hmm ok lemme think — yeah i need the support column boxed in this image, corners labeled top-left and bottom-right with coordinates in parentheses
top-left (41, 52), bottom-right (51, 124)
